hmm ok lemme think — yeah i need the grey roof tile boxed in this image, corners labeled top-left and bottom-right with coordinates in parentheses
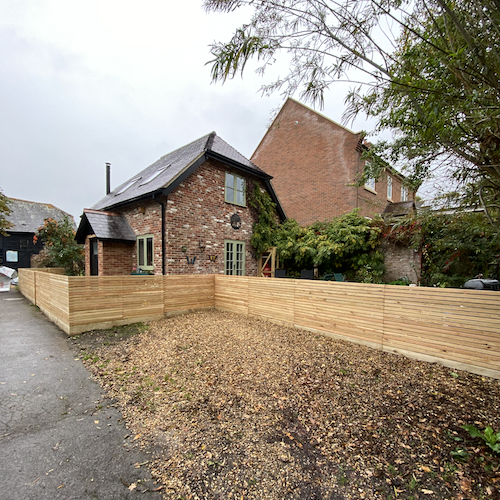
top-left (6, 198), bottom-right (73, 233)
top-left (92, 132), bottom-right (266, 211)
top-left (76, 211), bottom-right (136, 243)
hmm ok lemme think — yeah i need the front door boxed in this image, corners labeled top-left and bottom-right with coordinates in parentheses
top-left (225, 240), bottom-right (245, 276)
top-left (90, 239), bottom-right (99, 276)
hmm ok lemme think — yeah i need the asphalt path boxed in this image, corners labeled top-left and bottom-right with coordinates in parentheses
top-left (0, 288), bottom-right (162, 499)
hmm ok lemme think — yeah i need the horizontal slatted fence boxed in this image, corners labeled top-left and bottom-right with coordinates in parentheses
top-left (17, 269), bottom-right (36, 303)
top-left (68, 276), bottom-right (165, 331)
top-left (214, 276), bottom-right (500, 379)
top-left (19, 272), bottom-right (215, 335)
top-left (17, 268), bottom-right (65, 304)
top-left (382, 286), bottom-right (500, 373)
top-left (35, 273), bottom-right (71, 333)
top-left (164, 275), bottom-right (215, 314)
top-left (17, 272), bottom-right (500, 378)
top-left (294, 280), bottom-right (385, 349)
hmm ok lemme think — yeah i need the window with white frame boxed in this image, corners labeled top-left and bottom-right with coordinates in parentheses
top-left (387, 175), bottom-right (393, 199)
top-left (401, 185), bottom-right (408, 201)
top-left (364, 176), bottom-right (376, 191)
top-left (225, 172), bottom-right (246, 206)
top-left (137, 234), bottom-right (154, 270)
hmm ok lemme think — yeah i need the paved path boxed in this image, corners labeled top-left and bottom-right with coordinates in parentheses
top-left (0, 288), bottom-right (162, 499)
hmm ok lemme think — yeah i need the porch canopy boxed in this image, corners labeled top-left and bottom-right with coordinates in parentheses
top-left (75, 210), bottom-right (136, 244)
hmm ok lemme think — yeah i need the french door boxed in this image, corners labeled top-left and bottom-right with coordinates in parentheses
top-left (225, 240), bottom-right (245, 276)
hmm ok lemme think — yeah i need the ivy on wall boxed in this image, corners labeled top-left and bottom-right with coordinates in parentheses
top-left (248, 182), bottom-right (279, 256)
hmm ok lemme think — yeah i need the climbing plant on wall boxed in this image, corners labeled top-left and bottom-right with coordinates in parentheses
top-left (248, 182), bottom-right (279, 256)
top-left (275, 210), bottom-right (384, 282)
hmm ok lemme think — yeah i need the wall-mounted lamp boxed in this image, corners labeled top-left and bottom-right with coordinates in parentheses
top-left (140, 206), bottom-right (146, 214)
top-left (199, 241), bottom-right (206, 252)
top-left (181, 245), bottom-right (187, 253)
top-left (186, 256), bottom-right (196, 265)
top-left (209, 255), bottom-right (217, 262)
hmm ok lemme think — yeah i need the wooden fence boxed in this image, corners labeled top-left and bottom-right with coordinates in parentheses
top-left (215, 276), bottom-right (500, 379)
top-left (17, 270), bottom-right (500, 379)
top-left (18, 270), bottom-right (214, 334)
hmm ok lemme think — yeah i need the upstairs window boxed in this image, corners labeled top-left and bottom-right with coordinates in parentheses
top-left (137, 234), bottom-right (154, 270)
top-left (225, 172), bottom-right (246, 206)
top-left (387, 175), bottom-right (393, 200)
top-left (364, 176), bottom-right (376, 192)
top-left (401, 186), bottom-right (408, 201)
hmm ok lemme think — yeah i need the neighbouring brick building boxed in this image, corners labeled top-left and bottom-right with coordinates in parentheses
top-left (75, 132), bottom-right (285, 277)
top-left (251, 98), bottom-right (414, 226)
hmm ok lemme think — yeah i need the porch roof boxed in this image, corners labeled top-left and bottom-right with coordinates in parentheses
top-left (75, 210), bottom-right (136, 244)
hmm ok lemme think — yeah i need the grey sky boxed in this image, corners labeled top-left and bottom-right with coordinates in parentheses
top-left (0, 0), bottom-right (382, 223)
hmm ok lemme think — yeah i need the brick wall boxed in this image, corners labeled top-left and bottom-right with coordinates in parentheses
top-left (251, 98), bottom-right (413, 225)
top-left (100, 242), bottom-right (134, 276)
top-left (163, 159), bottom-right (260, 276)
top-left (358, 170), bottom-right (410, 218)
top-left (92, 159), bottom-right (263, 277)
top-left (381, 240), bottom-right (422, 284)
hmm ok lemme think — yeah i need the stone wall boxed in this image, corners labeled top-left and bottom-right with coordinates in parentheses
top-left (381, 240), bottom-right (421, 284)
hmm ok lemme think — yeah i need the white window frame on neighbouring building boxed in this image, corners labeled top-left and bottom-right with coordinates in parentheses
top-left (364, 176), bottom-right (376, 192)
top-left (387, 175), bottom-right (393, 200)
top-left (137, 234), bottom-right (154, 271)
top-left (225, 172), bottom-right (246, 206)
top-left (401, 186), bottom-right (408, 201)
top-left (225, 240), bottom-right (245, 276)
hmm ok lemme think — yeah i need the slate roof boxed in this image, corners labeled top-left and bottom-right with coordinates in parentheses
top-left (6, 198), bottom-right (73, 233)
top-left (92, 132), bottom-right (270, 211)
top-left (75, 210), bottom-right (136, 244)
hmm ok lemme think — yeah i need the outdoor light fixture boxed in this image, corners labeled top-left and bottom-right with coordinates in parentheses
top-left (199, 241), bottom-right (206, 252)
top-left (181, 245), bottom-right (187, 253)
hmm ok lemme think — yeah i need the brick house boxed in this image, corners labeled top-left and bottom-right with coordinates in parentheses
top-left (75, 132), bottom-right (285, 277)
top-left (251, 98), bottom-right (414, 226)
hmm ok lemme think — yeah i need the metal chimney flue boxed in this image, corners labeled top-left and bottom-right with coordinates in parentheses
top-left (106, 163), bottom-right (111, 195)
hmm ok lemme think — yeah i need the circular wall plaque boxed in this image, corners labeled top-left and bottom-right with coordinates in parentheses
top-left (230, 213), bottom-right (241, 229)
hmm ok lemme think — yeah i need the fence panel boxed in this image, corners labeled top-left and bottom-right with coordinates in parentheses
top-left (34, 273), bottom-right (70, 333)
top-left (294, 280), bottom-right (385, 349)
top-left (164, 275), bottom-right (215, 314)
top-left (248, 277), bottom-right (295, 325)
top-left (382, 286), bottom-right (500, 372)
top-left (214, 275), bottom-right (249, 315)
top-left (17, 269), bottom-right (36, 303)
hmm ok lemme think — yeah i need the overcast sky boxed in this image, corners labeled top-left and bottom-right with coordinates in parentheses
top-left (1, 0), bottom-right (386, 222)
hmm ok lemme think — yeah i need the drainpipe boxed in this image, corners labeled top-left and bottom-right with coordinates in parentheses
top-left (152, 194), bottom-right (166, 275)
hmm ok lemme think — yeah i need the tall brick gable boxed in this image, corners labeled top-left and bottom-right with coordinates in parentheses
top-left (251, 98), bottom-right (412, 225)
